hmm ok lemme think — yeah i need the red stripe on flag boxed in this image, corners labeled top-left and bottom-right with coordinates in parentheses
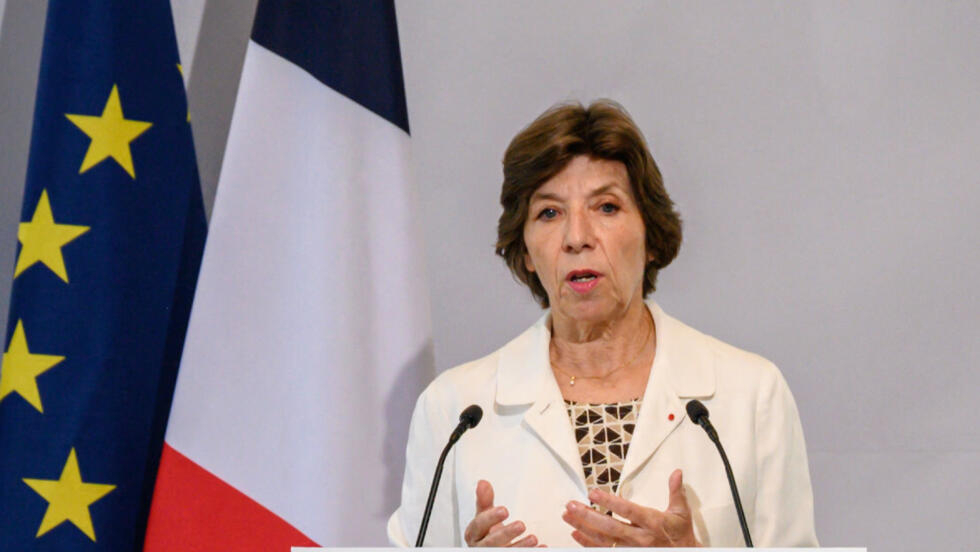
top-left (145, 443), bottom-right (318, 551)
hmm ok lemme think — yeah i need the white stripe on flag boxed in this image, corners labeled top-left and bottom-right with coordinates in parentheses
top-left (165, 40), bottom-right (432, 544)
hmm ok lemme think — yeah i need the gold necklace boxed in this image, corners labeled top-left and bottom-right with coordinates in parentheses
top-left (550, 315), bottom-right (653, 386)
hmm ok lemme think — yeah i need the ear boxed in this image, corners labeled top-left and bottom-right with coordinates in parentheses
top-left (646, 250), bottom-right (656, 264)
top-left (524, 251), bottom-right (536, 273)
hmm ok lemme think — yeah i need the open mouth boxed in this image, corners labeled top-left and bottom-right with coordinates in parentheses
top-left (566, 270), bottom-right (602, 292)
top-left (567, 270), bottom-right (600, 282)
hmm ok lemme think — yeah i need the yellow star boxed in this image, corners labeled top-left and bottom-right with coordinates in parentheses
top-left (23, 448), bottom-right (116, 541)
top-left (14, 189), bottom-right (90, 282)
top-left (65, 84), bottom-right (152, 178)
top-left (0, 319), bottom-right (65, 413)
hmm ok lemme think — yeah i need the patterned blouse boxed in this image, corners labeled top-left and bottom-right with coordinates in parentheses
top-left (565, 398), bottom-right (642, 514)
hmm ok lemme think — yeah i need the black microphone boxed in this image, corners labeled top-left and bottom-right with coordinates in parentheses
top-left (416, 405), bottom-right (483, 547)
top-left (685, 400), bottom-right (753, 548)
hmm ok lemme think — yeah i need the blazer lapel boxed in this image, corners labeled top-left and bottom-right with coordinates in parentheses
top-left (522, 395), bottom-right (589, 494)
top-left (494, 302), bottom-right (715, 495)
top-left (620, 363), bottom-right (686, 483)
top-left (620, 301), bottom-right (716, 484)
top-left (496, 314), bottom-right (588, 495)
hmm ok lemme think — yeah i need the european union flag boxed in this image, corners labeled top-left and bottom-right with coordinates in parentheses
top-left (0, 1), bottom-right (206, 549)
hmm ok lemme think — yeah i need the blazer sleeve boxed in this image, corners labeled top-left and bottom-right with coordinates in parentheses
top-left (387, 383), bottom-right (461, 547)
top-left (752, 364), bottom-right (820, 546)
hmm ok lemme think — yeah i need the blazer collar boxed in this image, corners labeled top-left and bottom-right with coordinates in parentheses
top-left (494, 299), bottom-right (716, 407)
top-left (494, 309), bottom-right (553, 408)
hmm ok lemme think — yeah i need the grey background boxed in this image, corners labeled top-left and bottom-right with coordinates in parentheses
top-left (2, 1), bottom-right (978, 549)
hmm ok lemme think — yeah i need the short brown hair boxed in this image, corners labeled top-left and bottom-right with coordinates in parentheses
top-left (495, 100), bottom-right (682, 308)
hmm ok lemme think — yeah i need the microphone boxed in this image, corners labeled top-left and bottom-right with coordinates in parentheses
top-left (416, 405), bottom-right (483, 547)
top-left (685, 400), bottom-right (753, 548)
top-left (449, 404), bottom-right (483, 445)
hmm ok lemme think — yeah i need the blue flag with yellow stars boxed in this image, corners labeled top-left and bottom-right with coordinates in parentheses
top-left (0, 0), bottom-right (206, 549)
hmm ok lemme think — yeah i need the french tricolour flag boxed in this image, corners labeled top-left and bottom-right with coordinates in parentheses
top-left (144, 1), bottom-right (433, 549)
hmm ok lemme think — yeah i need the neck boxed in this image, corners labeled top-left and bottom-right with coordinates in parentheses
top-left (549, 297), bottom-right (653, 379)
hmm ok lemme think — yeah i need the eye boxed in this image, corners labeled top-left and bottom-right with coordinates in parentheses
top-left (537, 207), bottom-right (558, 220)
top-left (599, 202), bottom-right (620, 214)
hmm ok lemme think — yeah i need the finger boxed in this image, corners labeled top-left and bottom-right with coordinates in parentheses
top-left (562, 500), bottom-right (636, 542)
top-left (570, 529), bottom-right (606, 548)
top-left (666, 469), bottom-right (691, 517)
top-left (476, 479), bottom-right (495, 513)
top-left (587, 488), bottom-right (649, 526)
top-left (464, 506), bottom-right (508, 544)
top-left (507, 534), bottom-right (538, 547)
top-left (477, 481), bottom-right (502, 536)
top-left (567, 522), bottom-right (610, 547)
top-left (480, 520), bottom-right (526, 547)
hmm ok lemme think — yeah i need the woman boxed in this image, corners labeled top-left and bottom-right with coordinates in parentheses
top-left (388, 100), bottom-right (818, 547)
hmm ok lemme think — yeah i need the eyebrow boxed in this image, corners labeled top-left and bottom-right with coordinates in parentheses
top-left (529, 183), bottom-right (622, 203)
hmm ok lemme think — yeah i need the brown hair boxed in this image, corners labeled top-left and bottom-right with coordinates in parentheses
top-left (495, 100), bottom-right (682, 308)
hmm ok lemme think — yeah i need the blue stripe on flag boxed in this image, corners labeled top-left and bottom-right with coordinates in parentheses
top-left (0, 0), bottom-right (206, 549)
top-left (250, 0), bottom-right (411, 134)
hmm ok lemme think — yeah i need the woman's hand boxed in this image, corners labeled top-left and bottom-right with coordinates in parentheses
top-left (561, 469), bottom-right (700, 547)
top-left (464, 480), bottom-right (540, 547)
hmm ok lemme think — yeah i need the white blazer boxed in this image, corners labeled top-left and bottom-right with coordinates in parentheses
top-left (388, 300), bottom-right (818, 547)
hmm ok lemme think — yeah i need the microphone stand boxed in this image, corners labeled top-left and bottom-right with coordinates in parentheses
top-left (415, 435), bottom-right (457, 547)
top-left (687, 400), bottom-right (753, 547)
top-left (416, 405), bottom-right (482, 547)
top-left (707, 429), bottom-right (752, 547)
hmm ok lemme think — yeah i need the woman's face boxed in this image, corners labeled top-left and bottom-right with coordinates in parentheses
top-left (523, 156), bottom-right (651, 325)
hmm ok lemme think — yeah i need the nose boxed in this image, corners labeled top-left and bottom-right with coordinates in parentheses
top-left (562, 207), bottom-right (596, 253)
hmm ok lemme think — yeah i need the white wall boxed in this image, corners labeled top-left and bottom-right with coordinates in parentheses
top-left (1, 1), bottom-right (977, 549)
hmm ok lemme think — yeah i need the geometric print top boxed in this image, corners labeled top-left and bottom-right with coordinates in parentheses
top-left (565, 398), bottom-right (642, 514)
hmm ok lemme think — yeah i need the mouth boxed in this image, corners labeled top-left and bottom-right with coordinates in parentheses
top-left (565, 269), bottom-right (602, 293)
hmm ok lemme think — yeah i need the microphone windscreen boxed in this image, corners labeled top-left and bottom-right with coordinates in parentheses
top-left (459, 405), bottom-right (483, 429)
top-left (686, 399), bottom-right (709, 424)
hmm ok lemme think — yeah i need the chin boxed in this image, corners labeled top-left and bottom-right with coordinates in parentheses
top-left (555, 296), bottom-right (620, 324)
